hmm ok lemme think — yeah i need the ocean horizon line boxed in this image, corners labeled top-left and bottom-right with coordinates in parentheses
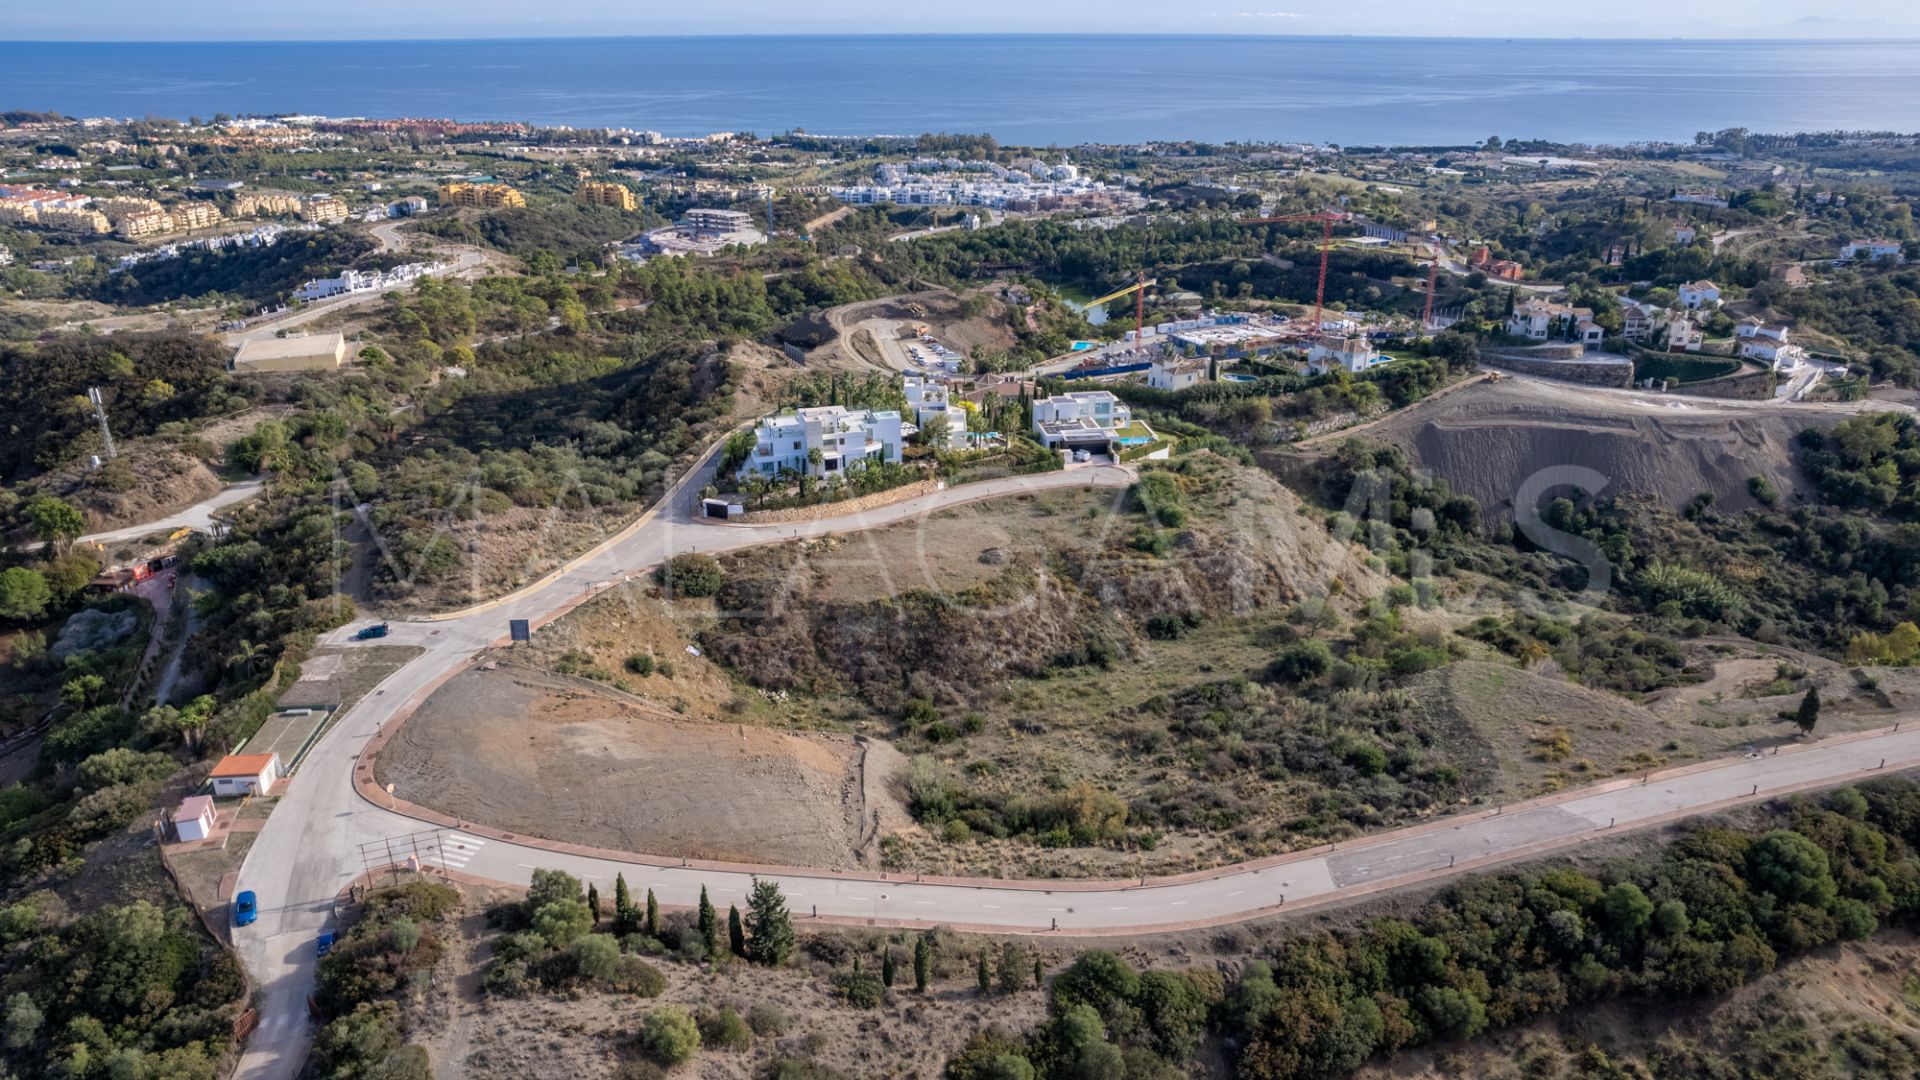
top-left (5, 31), bottom-right (1920, 46)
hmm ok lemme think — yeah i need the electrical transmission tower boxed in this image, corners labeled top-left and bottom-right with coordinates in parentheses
top-left (87, 387), bottom-right (117, 460)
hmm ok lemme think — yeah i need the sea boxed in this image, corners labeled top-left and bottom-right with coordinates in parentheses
top-left (4, 35), bottom-right (1920, 147)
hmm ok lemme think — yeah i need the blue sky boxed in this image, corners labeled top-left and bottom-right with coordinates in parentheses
top-left (8, 0), bottom-right (1916, 40)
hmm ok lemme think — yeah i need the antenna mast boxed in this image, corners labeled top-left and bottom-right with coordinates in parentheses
top-left (88, 387), bottom-right (117, 460)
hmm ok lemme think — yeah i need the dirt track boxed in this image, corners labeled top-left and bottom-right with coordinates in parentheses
top-left (373, 666), bottom-right (908, 870)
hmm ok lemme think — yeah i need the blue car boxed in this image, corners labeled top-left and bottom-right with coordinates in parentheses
top-left (316, 930), bottom-right (337, 957)
top-left (233, 890), bottom-right (257, 927)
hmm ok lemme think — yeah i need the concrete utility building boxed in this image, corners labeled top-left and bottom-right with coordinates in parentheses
top-left (232, 333), bottom-right (349, 374)
top-left (172, 795), bottom-right (216, 842)
top-left (208, 752), bottom-right (280, 797)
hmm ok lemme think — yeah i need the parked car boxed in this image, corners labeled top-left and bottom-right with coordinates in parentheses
top-left (354, 622), bottom-right (391, 640)
top-left (316, 929), bottom-right (337, 957)
top-left (234, 890), bottom-right (257, 927)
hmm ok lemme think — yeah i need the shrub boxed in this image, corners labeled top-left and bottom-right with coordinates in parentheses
top-left (746, 1001), bottom-right (791, 1037)
top-left (698, 1005), bottom-right (753, 1051)
top-left (641, 1006), bottom-right (702, 1066)
top-left (1266, 640), bottom-right (1332, 684)
top-left (834, 966), bottom-right (886, 1009)
top-left (625, 653), bottom-right (655, 676)
top-left (657, 554), bottom-right (725, 598)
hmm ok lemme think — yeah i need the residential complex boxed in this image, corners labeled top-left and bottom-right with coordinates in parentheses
top-left (574, 180), bottom-right (637, 211)
top-left (292, 261), bottom-right (448, 302)
top-left (438, 181), bottom-right (527, 209)
top-left (233, 192), bottom-right (303, 218)
top-left (632, 207), bottom-right (765, 257)
top-left (903, 377), bottom-right (967, 442)
top-left (737, 406), bottom-right (904, 480)
top-left (300, 194), bottom-right (350, 224)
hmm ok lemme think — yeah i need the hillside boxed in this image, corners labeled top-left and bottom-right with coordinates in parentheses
top-left (1349, 378), bottom-right (1850, 518)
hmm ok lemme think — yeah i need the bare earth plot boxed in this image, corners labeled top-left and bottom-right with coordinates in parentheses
top-left (374, 666), bottom-right (910, 870)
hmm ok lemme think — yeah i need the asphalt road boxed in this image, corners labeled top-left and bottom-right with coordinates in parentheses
top-left (225, 423), bottom-right (1920, 1078)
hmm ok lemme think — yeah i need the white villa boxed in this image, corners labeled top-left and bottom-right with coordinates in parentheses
top-left (1031, 390), bottom-right (1160, 455)
top-left (903, 376), bottom-right (967, 442)
top-left (1305, 335), bottom-right (1387, 375)
top-left (1506, 299), bottom-right (1604, 346)
top-left (1678, 280), bottom-right (1722, 309)
top-left (1736, 323), bottom-right (1805, 370)
top-left (1840, 238), bottom-right (1904, 263)
top-left (738, 405), bottom-right (904, 480)
top-left (1146, 357), bottom-right (1207, 391)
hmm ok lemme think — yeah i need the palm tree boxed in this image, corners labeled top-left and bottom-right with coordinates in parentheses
top-left (225, 640), bottom-right (269, 678)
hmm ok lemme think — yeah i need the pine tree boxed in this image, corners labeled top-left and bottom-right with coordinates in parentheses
top-left (914, 934), bottom-right (931, 993)
top-left (586, 883), bottom-right (601, 925)
top-left (744, 877), bottom-right (795, 966)
top-left (1794, 687), bottom-right (1821, 735)
top-left (697, 886), bottom-right (718, 955)
top-left (976, 949), bottom-right (992, 994)
top-left (728, 904), bottom-right (746, 957)
top-left (882, 948), bottom-right (896, 988)
top-left (646, 887), bottom-right (660, 938)
top-left (613, 873), bottom-right (634, 935)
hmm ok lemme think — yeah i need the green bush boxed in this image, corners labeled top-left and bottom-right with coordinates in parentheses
top-left (657, 554), bottom-right (726, 598)
top-left (641, 1006), bottom-right (702, 1066)
top-left (1266, 640), bottom-right (1333, 683)
top-left (625, 653), bottom-right (656, 676)
top-left (698, 1005), bottom-right (753, 1051)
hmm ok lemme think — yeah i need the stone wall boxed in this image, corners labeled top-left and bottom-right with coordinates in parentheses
top-left (1676, 369), bottom-right (1777, 400)
top-left (731, 478), bottom-right (944, 525)
top-left (1480, 348), bottom-right (1634, 388)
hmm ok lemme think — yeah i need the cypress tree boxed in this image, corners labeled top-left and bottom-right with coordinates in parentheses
top-left (586, 882), bottom-right (601, 925)
top-left (697, 886), bottom-right (718, 955)
top-left (914, 934), bottom-right (931, 993)
top-left (613, 873), bottom-right (634, 935)
top-left (882, 948), bottom-right (896, 988)
top-left (1794, 687), bottom-right (1821, 735)
top-left (1032, 955), bottom-right (1043, 989)
top-left (976, 949), bottom-right (992, 994)
top-left (646, 887), bottom-right (660, 937)
top-left (729, 904), bottom-right (746, 957)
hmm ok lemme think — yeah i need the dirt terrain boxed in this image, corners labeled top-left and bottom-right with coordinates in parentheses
top-left (374, 665), bottom-right (910, 870)
top-left (790, 289), bottom-right (1023, 372)
top-left (1352, 377), bottom-right (1848, 518)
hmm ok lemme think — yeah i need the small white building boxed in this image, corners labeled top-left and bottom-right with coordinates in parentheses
top-left (1740, 336), bottom-right (1805, 370)
top-left (1840, 238), bottom-right (1904, 263)
top-left (1146, 357), bottom-right (1207, 391)
top-left (172, 794), bottom-right (217, 842)
top-left (1673, 225), bottom-right (1697, 246)
top-left (1031, 390), bottom-right (1155, 454)
top-left (739, 406), bottom-right (904, 480)
top-left (1306, 335), bottom-right (1386, 375)
top-left (209, 753), bottom-right (280, 798)
top-left (903, 377), bottom-right (967, 442)
top-left (1678, 280), bottom-right (1722, 309)
top-left (1665, 317), bottom-right (1706, 353)
top-left (1736, 321), bottom-right (1790, 344)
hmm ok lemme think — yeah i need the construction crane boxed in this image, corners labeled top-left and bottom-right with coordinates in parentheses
top-left (1084, 271), bottom-right (1157, 342)
top-left (1239, 209), bottom-right (1348, 334)
top-left (1420, 245), bottom-right (1439, 331)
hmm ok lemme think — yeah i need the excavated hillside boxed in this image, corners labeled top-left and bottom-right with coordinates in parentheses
top-left (700, 455), bottom-right (1386, 712)
top-left (1357, 378), bottom-right (1849, 518)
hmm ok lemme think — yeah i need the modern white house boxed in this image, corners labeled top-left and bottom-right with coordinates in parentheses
top-left (1740, 337), bottom-right (1806, 371)
top-left (172, 795), bottom-right (216, 842)
top-left (209, 752), bottom-right (280, 798)
top-left (1840, 238), bottom-right (1904, 263)
top-left (903, 377), bottom-right (967, 442)
top-left (1305, 335), bottom-right (1387, 375)
top-left (1031, 390), bottom-right (1159, 455)
top-left (1507, 300), bottom-right (1604, 346)
top-left (1736, 321), bottom-right (1790, 344)
top-left (738, 406), bottom-right (905, 480)
top-left (1678, 280), bottom-right (1722, 309)
top-left (1664, 316), bottom-right (1706, 353)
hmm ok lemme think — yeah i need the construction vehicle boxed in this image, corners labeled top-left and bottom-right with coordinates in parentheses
top-left (1083, 272), bottom-right (1158, 342)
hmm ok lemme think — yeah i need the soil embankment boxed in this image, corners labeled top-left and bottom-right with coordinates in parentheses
top-left (374, 666), bottom-right (907, 870)
top-left (1354, 378), bottom-right (1844, 518)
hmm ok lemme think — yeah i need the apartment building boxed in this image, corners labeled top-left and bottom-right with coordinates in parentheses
top-left (299, 195), bottom-right (349, 224)
top-left (116, 209), bottom-right (172, 239)
top-left (95, 196), bottom-right (165, 223)
top-left (575, 180), bottom-right (636, 211)
top-left (33, 207), bottom-right (111, 234)
top-left (169, 201), bottom-right (221, 231)
top-left (233, 192), bottom-right (303, 218)
top-left (438, 181), bottom-right (527, 210)
top-left (738, 406), bottom-right (905, 480)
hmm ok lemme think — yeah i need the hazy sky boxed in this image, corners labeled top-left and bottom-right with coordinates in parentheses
top-left (7, 0), bottom-right (1916, 40)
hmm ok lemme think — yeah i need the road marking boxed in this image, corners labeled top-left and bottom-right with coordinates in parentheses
top-left (981, 904), bottom-right (1001, 909)
top-left (1227, 890), bottom-right (1243, 897)
top-left (1170, 901), bottom-right (1187, 906)
top-left (1108, 906), bottom-right (1127, 911)
top-left (916, 901), bottom-right (935, 906)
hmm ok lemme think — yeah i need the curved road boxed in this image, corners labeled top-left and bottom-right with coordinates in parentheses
top-left (229, 436), bottom-right (1920, 1078)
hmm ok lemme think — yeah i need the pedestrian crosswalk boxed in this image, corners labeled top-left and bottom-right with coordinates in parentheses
top-left (436, 833), bottom-right (487, 872)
